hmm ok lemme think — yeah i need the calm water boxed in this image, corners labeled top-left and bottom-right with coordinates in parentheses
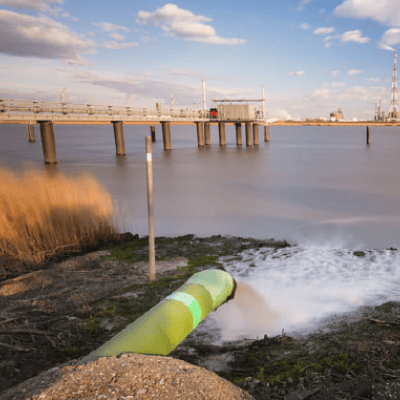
top-left (2, 123), bottom-right (400, 338)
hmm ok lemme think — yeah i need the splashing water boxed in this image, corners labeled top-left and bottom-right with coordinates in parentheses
top-left (210, 245), bottom-right (400, 341)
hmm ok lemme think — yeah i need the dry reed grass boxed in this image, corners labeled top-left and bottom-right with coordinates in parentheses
top-left (0, 168), bottom-right (120, 271)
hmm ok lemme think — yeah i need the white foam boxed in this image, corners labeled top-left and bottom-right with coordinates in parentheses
top-left (214, 246), bottom-right (400, 340)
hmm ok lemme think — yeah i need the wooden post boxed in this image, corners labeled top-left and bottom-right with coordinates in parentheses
top-left (161, 122), bottom-right (171, 150)
top-left (236, 123), bottom-right (242, 146)
top-left (150, 125), bottom-right (156, 142)
top-left (112, 121), bottom-right (126, 155)
top-left (196, 122), bottom-right (205, 147)
top-left (264, 126), bottom-right (270, 142)
top-left (204, 123), bottom-right (211, 145)
top-left (27, 124), bottom-right (35, 142)
top-left (245, 122), bottom-right (253, 146)
top-left (218, 122), bottom-right (226, 146)
top-left (367, 126), bottom-right (371, 145)
top-left (253, 123), bottom-right (259, 145)
top-left (39, 121), bottom-right (57, 164)
top-left (146, 136), bottom-right (156, 281)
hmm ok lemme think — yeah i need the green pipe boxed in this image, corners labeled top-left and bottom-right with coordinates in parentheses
top-left (78, 269), bottom-right (235, 364)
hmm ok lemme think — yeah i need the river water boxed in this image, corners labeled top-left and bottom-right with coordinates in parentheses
top-left (2, 123), bottom-right (400, 338)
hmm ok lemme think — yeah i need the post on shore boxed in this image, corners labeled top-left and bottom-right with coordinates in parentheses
top-left (236, 123), bottom-right (242, 146)
top-left (245, 122), bottom-right (253, 146)
top-left (264, 126), bottom-right (270, 142)
top-left (27, 123), bottom-right (35, 142)
top-left (161, 122), bottom-right (171, 150)
top-left (145, 136), bottom-right (156, 281)
top-left (39, 121), bottom-right (57, 164)
top-left (204, 123), bottom-right (211, 145)
top-left (112, 121), bottom-right (126, 156)
top-left (253, 123), bottom-right (259, 145)
top-left (196, 122), bottom-right (205, 147)
top-left (150, 125), bottom-right (156, 142)
top-left (367, 126), bottom-right (371, 145)
top-left (218, 122), bottom-right (226, 146)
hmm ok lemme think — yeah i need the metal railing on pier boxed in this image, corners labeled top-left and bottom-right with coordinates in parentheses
top-left (0, 98), bottom-right (213, 122)
top-left (0, 98), bottom-right (266, 123)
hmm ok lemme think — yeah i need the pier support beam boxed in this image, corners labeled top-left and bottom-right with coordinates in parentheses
top-left (367, 126), bottom-right (371, 145)
top-left (27, 124), bottom-right (35, 142)
top-left (236, 123), bottom-right (242, 146)
top-left (112, 121), bottom-right (126, 156)
top-left (39, 121), bottom-right (57, 164)
top-left (161, 122), bottom-right (171, 150)
top-left (245, 122), bottom-right (253, 146)
top-left (264, 126), bottom-right (270, 142)
top-left (150, 125), bottom-right (156, 142)
top-left (196, 122), bottom-right (205, 147)
top-left (204, 123), bottom-right (211, 145)
top-left (253, 123), bottom-right (259, 145)
top-left (218, 122), bottom-right (226, 146)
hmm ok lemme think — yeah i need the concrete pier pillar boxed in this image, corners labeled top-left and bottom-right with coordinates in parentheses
top-left (235, 123), bottom-right (242, 146)
top-left (39, 121), bottom-right (57, 164)
top-left (204, 123), bottom-right (211, 145)
top-left (264, 126), bottom-right (270, 142)
top-left (112, 121), bottom-right (126, 156)
top-left (218, 122), bottom-right (226, 146)
top-left (196, 122), bottom-right (205, 147)
top-left (253, 123), bottom-right (259, 145)
top-left (245, 122), bottom-right (253, 146)
top-left (367, 126), bottom-right (371, 145)
top-left (150, 125), bottom-right (156, 142)
top-left (27, 124), bottom-right (35, 142)
top-left (161, 122), bottom-right (171, 150)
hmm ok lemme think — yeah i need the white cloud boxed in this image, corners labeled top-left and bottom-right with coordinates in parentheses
top-left (367, 77), bottom-right (380, 82)
top-left (312, 85), bottom-right (386, 103)
top-left (379, 28), bottom-right (400, 50)
top-left (300, 23), bottom-right (309, 30)
top-left (348, 69), bottom-right (363, 76)
top-left (93, 22), bottom-right (130, 33)
top-left (287, 71), bottom-right (305, 77)
top-left (313, 27), bottom-right (335, 35)
top-left (136, 3), bottom-right (245, 45)
top-left (334, 0), bottom-right (400, 27)
top-left (331, 70), bottom-right (340, 77)
top-left (109, 32), bottom-right (126, 41)
top-left (0, 0), bottom-right (63, 10)
top-left (341, 30), bottom-right (370, 43)
top-left (103, 41), bottom-right (138, 50)
top-left (0, 10), bottom-right (94, 62)
top-left (297, 0), bottom-right (313, 12)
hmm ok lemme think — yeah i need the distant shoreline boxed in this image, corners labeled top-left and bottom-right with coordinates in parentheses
top-left (269, 120), bottom-right (400, 126)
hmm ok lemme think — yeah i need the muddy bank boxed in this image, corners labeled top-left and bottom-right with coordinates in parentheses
top-left (1, 233), bottom-right (400, 399)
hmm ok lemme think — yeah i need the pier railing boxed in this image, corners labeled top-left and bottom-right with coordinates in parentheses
top-left (0, 98), bottom-right (212, 122)
top-left (0, 98), bottom-right (266, 123)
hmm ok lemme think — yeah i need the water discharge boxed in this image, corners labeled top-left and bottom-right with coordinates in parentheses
top-left (210, 246), bottom-right (400, 341)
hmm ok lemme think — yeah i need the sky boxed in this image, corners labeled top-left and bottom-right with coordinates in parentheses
top-left (1, 0), bottom-right (400, 120)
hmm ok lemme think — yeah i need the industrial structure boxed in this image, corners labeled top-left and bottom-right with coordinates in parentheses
top-left (374, 101), bottom-right (386, 122)
top-left (329, 108), bottom-right (344, 122)
top-left (211, 85), bottom-right (267, 121)
top-left (387, 50), bottom-right (400, 122)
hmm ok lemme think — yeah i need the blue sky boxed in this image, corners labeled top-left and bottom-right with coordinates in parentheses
top-left (1, 0), bottom-right (400, 120)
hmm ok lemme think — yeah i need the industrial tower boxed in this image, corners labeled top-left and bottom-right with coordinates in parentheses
top-left (388, 50), bottom-right (400, 121)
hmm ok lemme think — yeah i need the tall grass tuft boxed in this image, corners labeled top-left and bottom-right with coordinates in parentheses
top-left (0, 168), bottom-right (120, 269)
